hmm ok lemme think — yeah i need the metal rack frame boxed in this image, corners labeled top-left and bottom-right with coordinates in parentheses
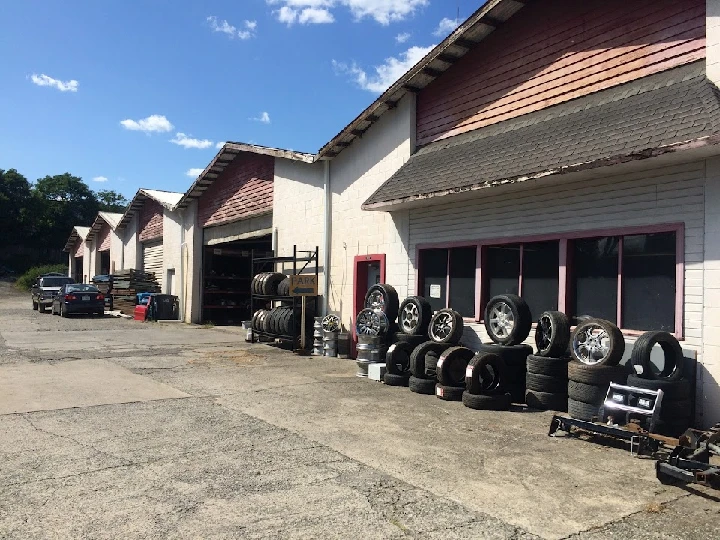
top-left (250, 245), bottom-right (319, 350)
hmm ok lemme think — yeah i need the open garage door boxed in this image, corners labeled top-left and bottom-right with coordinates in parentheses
top-left (142, 240), bottom-right (164, 290)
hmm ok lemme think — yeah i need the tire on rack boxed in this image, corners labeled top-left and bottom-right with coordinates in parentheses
top-left (409, 375), bottom-right (436, 395)
top-left (277, 277), bottom-right (291, 297)
top-left (534, 311), bottom-right (571, 358)
top-left (409, 341), bottom-right (450, 379)
top-left (568, 362), bottom-right (628, 386)
top-left (435, 384), bottom-right (465, 401)
top-left (462, 392), bottom-right (512, 411)
top-left (526, 355), bottom-right (569, 377)
top-left (365, 284), bottom-right (400, 322)
top-left (383, 372), bottom-right (410, 387)
top-left (394, 333), bottom-right (427, 348)
top-left (483, 294), bottom-right (532, 346)
top-left (629, 331), bottom-right (684, 381)
top-left (525, 390), bottom-right (568, 411)
top-left (385, 341), bottom-right (414, 375)
top-left (428, 309), bottom-right (464, 344)
top-left (262, 273), bottom-right (287, 296)
top-left (436, 346), bottom-right (475, 387)
top-left (570, 318), bottom-right (625, 367)
top-left (567, 398), bottom-right (600, 420)
top-left (568, 381), bottom-right (609, 404)
top-left (398, 296), bottom-right (432, 336)
top-left (253, 273), bottom-right (268, 295)
top-left (525, 372), bottom-right (567, 394)
top-left (464, 352), bottom-right (505, 395)
top-left (625, 375), bottom-right (691, 401)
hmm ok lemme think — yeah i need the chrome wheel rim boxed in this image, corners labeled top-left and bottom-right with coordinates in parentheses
top-left (536, 315), bottom-right (553, 351)
top-left (573, 324), bottom-right (611, 365)
top-left (321, 314), bottom-right (340, 332)
top-left (489, 302), bottom-right (515, 338)
top-left (356, 309), bottom-right (388, 336)
top-left (365, 291), bottom-right (385, 311)
top-left (429, 312), bottom-right (454, 341)
top-left (400, 303), bottom-right (419, 333)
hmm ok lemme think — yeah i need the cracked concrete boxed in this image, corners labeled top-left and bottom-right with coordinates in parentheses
top-left (1, 280), bottom-right (719, 539)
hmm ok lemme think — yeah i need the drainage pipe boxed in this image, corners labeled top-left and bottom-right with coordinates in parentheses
top-left (323, 159), bottom-right (331, 316)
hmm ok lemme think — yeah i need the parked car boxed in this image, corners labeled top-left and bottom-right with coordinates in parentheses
top-left (31, 273), bottom-right (75, 313)
top-left (51, 284), bottom-right (105, 317)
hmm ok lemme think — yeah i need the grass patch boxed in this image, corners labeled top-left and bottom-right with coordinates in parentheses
top-left (15, 264), bottom-right (69, 291)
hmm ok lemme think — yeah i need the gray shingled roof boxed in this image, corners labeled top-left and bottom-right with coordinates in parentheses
top-left (363, 61), bottom-right (720, 210)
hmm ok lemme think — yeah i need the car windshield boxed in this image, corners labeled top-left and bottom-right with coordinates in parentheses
top-left (41, 277), bottom-right (74, 287)
top-left (67, 285), bottom-right (100, 293)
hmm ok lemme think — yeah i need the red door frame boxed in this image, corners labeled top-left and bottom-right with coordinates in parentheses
top-left (352, 254), bottom-right (386, 346)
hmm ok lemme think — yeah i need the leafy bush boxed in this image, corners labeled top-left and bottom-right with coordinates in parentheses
top-left (15, 264), bottom-right (69, 291)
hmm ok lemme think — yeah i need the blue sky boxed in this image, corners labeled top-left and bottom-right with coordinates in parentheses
top-left (0, 0), bottom-right (480, 199)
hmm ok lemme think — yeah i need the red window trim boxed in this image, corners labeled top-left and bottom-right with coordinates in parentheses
top-left (415, 222), bottom-right (684, 338)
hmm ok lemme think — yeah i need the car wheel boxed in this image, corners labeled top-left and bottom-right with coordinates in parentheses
top-left (570, 318), bottom-right (624, 367)
top-left (398, 296), bottom-right (432, 336)
top-left (428, 309), bottom-right (464, 344)
top-left (364, 284), bottom-right (400, 323)
top-left (483, 294), bottom-right (532, 346)
top-left (534, 311), bottom-right (571, 357)
top-left (629, 331), bottom-right (684, 381)
top-left (38, 304), bottom-right (46, 313)
top-left (32, 300), bottom-right (38, 311)
top-left (60, 304), bottom-right (67, 318)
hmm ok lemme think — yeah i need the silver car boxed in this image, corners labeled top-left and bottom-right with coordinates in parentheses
top-left (31, 273), bottom-right (75, 313)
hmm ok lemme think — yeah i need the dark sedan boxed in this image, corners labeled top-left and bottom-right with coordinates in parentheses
top-left (51, 284), bottom-right (105, 317)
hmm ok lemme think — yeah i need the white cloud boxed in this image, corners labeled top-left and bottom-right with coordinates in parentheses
top-left (120, 114), bottom-right (174, 133)
top-left (268, 1), bottom-right (427, 26)
top-left (30, 73), bottom-right (78, 92)
top-left (251, 112), bottom-right (271, 124)
top-left (215, 141), bottom-right (226, 149)
top-left (92, 176), bottom-right (108, 183)
top-left (333, 44), bottom-right (433, 93)
top-left (433, 17), bottom-right (460, 37)
top-left (170, 133), bottom-right (214, 149)
top-left (395, 32), bottom-right (410, 44)
top-left (186, 168), bottom-right (205, 177)
top-left (207, 16), bottom-right (257, 40)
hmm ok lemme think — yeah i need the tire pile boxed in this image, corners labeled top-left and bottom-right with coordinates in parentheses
top-left (250, 272), bottom-right (313, 340)
top-left (524, 310), bottom-right (571, 411)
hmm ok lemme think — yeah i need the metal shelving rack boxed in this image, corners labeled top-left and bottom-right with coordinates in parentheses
top-left (250, 245), bottom-right (319, 350)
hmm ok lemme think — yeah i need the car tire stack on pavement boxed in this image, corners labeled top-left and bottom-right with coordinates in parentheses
top-left (462, 351), bottom-right (512, 410)
top-left (524, 311), bottom-right (571, 411)
top-left (435, 346), bottom-right (475, 401)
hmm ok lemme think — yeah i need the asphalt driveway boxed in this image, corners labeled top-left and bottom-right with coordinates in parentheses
top-left (0, 280), bottom-right (718, 539)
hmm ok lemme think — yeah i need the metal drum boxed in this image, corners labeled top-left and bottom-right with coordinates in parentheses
top-left (356, 335), bottom-right (387, 376)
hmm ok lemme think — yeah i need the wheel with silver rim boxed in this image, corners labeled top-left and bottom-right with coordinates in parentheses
top-left (570, 318), bottom-right (623, 367)
top-left (398, 296), bottom-right (431, 335)
top-left (483, 294), bottom-right (532, 346)
top-left (321, 314), bottom-right (341, 332)
top-left (428, 309), bottom-right (464, 344)
top-left (534, 311), bottom-right (570, 358)
top-left (364, 284), bottom-right (399, 322)
top-left (355, 308), bottom-right (389, 336)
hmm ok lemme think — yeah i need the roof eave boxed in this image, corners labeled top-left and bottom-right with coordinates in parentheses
top-left (362, 136), bottom-right (720, 211)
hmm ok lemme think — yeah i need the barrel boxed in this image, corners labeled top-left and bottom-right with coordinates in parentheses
top-left (355, 335), bottom-right (387, 376)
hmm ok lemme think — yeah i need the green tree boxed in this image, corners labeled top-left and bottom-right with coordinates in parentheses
top-left (95, 189), bottom-right (129, 213)
top-left (0, 169), bottom-right (33, 246)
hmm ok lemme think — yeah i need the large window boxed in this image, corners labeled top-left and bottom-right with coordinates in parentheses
top-left (417, 226), bottom-right (680, 334)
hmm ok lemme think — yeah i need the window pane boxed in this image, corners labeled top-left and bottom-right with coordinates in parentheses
top-left (622, 232), bottom-right (676, 331)
top-left (486, 245), bottom-right (520, 301)
top-left (522, 241), bottom-right (559, 320)
top-left (419, 249), bottom-right (448, 312)
top-left (449, 247), bottom-right (477, 318)
top-left (572, 237), bottom-right (619, 323)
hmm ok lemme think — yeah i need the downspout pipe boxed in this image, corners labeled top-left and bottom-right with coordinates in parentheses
top-left (179, 211), bottom-right (186, 322)
top-left (323, 159), bottom-right (331, 316)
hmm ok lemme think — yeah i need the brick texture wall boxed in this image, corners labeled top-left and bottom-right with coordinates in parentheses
top-left (139, 199), bottom-right (164, 242)
top-left (198, 153), bottom-right (274, 228)
top-left (72, 238), bottom-right (84, 258)
top-left (97, 223), bottom-right (111, 252)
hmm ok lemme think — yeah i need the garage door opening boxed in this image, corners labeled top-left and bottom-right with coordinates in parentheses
top-left (99, 251), bottom-right (111, 276)
top-left (142, 240), bottom-right (164, 289)
top-left (202, 235), bottom-right (272, 325)
top-left (73, 257), bottom-right (84, 283)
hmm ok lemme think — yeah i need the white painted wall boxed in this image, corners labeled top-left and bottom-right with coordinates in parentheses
top-left (122, 213), bottom-right (140, 271)
top-left (181, 200), bottom-right (203, 323)
top-left (708, 1), bottom-right (720, 85)
top-left (110, 229), bottom-right (124, 274)
top-left (162, 209), bottom-right (183, 295)
top-left (703, 156), bottom-right (720, 428)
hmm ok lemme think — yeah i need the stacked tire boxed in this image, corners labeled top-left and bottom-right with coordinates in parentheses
top-left (383, 295), bottom-right (433, 384)
top-left (251, 273), bottom-right (287, 296)
top-left (435, 346), bottom-right (475, 401)
top-left (408, 309), bottom-right (464, 394)
top-left (462, 352), bottom-right (512, 410)
top-left (524, 311), bottom-right (571, 411)
top-left (567, 318), bottom-right (627, 420)
top-left (627, 331), bottom-right (692, 437)
top-left (479, 295), bottom-right (533, 403)
top-left (407, 341), bottom-right (451, 394)
top-left (356, 284), bottom-right (398, 375)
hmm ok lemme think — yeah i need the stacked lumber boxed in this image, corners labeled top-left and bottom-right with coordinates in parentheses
top-left (110, 269), bottom-right (160, 314)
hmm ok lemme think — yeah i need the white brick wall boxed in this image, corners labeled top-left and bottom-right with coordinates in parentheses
top-left (703, 156), bottom-right (720, 427)
top-left (122, 213), bottom-right (140, 271)
top-left (181, 201), bottom-right (203, 323)
top-left (162, 209), bottom-right (183, 295)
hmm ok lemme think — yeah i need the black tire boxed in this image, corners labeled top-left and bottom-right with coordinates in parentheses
top-left (477, 343), bottom-right (532, 368)
top-left (436, 346), bottom-right (474, 387)
top-left (38, 303), bottom-right (46, 313)
top-left (60, 303), bottom-right (67, 318)
top-left (277, 277), bottom-right (291, 297)
top-left (385, 342), bottom-right (414, 375)
top-left (570, 318), bottom-right (625, 367)
top-left (398, 296), bottom-right (432, 335)
top-left (525, 390), bottom-right (567, 411)
top-left (507, 383), bottom-right (526, 404)
top-left (568, 398), bottom-right (600, 420)
top-left (409, 341), bottom-right (450, 379)
top-left (534, 311), bottom-right (571, 357)
top-left (424, 350), bottom-right (441, 379)
top-left (465, 352), bottom-right (505, 395)
top-left (462, 391), bottom-right (512, 411)
top-left (625, 375), bottom-right (691, 401)
top-left (428, 309), bottom-right (464, 344)
top-left (568, 381), bottom-right (609, 404)
top-left (251, 273), bottom-right (266, 295)
top-left (525, 372), bottom-right (567, 394)
top-left (365, 284), bottom-right (399, 322)
top-left (32, 300), bottom-right (38, 311)
top-left (394, 333), bottom-right (427, 348)
top-left (527, 355), bottom-right (569, 377)
top-left (435, 384), bottom-right (464, 401)
top-left (262, 273), bottom-right (287, 296)
top-left (409, 376), bottom-right (436, 395)
top-left (383, 372), bottom-right (410, 387)
top-left (568, 362), bottom-right (628, 386)
top-left (659, 399), bottom-right (691, 421)
top-left (629, 331), bottom-right (684, 381)
top-left (483, 294), bottom-right (532, 346)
